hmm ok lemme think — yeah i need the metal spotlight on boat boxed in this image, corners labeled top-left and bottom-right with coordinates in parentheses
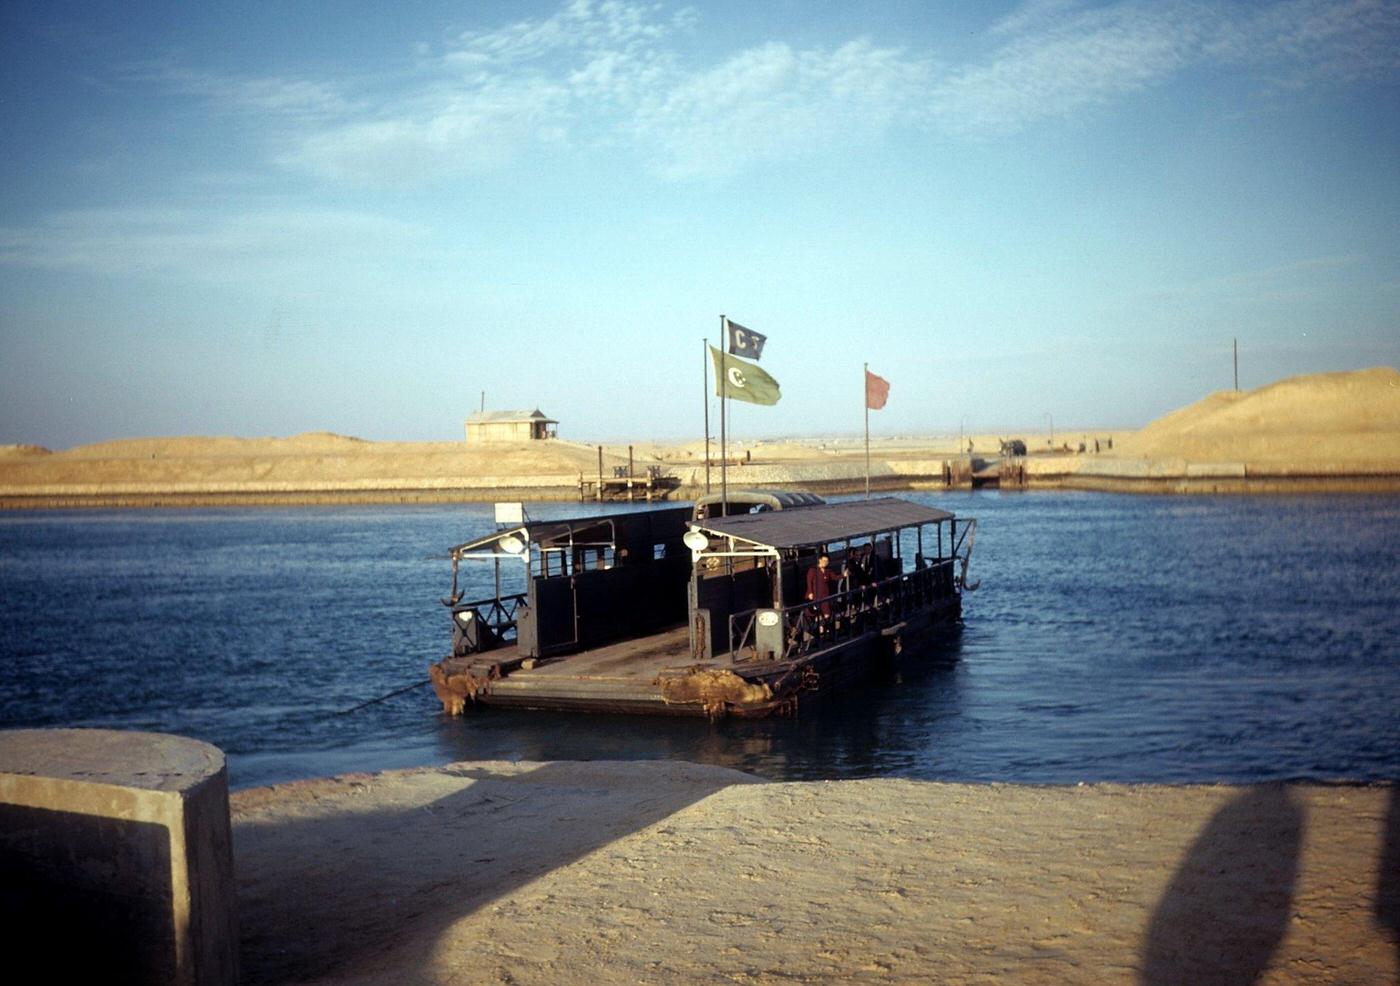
top-left (455, 611), bottom-right (474, 625)
top-left (682, 529), bottom-right (710, 553)
top-left (496, 534), bottom-right (526, 555)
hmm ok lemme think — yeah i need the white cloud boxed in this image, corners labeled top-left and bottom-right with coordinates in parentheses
top-left (140, 62), bottom-right (358, 120)
top-left (445, 0), bottom-right (675, 69)
top-left (935, 0), bottom-right (1400, 135)
top-left (1204, 0), bottom-right (1400, 84)
top-left (284, 79), bottom-right (569, 185)
top-left (60, 1), bottom-right (1400, 186)
top-left (228, 77), bottom-right (356, 116)
top-left (988, 0), bottom-right (1087, 39)
top-left (933, 3), bottom-right (1204, 135)
top-left (278, 0), bottom-right (687, 184)
top-left (635, 39), bottom-right (931, 178)
top-left (0, 208), bottom-right (434, 283)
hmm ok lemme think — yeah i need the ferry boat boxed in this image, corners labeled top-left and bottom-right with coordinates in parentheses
top-left (429, 494), bottom-right (975, 718)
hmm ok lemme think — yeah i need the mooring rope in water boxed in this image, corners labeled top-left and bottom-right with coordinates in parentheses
top-left (326, 678), bottom-right (431, 718)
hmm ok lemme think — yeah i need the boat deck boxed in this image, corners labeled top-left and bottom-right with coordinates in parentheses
top-left (430, 590), bottom-right (961, 719)
top-left (490, 626), bottom-right (695, 711)
top-left (431, 626), bottom-right (701, 715)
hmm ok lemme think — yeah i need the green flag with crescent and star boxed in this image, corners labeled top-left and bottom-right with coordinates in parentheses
top-left (709, 345), bottom-right (781, 406)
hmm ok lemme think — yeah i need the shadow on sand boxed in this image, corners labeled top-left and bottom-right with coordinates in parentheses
top-left (1141, 785), bottom-right (1304, 986)
top-left (1377, 785), bottom-right (1400, 972)
top-left (233, 761), bottom-right (747, 983)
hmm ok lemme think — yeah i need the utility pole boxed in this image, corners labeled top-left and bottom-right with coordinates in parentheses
top-left (1233, 337), bottom-right (1239, 391)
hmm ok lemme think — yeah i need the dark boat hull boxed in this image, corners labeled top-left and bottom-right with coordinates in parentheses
top-left (430, 594), bottom-right (961, 719)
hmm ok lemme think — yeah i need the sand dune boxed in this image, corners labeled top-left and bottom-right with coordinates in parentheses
top-left (0, 435), bottom-right (632, 495)
top-left (2, 367), bottom-right (1396, 504)
top-left (1113, 367), bottom-right (1400, 466)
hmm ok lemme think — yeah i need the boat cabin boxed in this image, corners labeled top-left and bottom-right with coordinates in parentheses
top-left (685, 498), bottom-right (971, 664)
top-left (443, 505), bottom-right (692, 658)
top-left (443, 493), bottom-right (827, 658)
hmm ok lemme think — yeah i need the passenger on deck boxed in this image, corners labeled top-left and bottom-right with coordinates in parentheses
top-left (805, 553), bottom-right (842, 634)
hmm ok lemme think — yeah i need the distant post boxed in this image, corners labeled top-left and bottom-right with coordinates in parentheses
top-left (1234, 337), bottom-right (1239, 391)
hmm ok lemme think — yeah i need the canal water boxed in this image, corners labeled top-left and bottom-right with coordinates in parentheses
top-left (1, 492), bottom-right (1397, 789)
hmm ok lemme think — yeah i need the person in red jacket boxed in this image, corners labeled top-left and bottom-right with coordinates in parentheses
top-left (805, 552), bottom-right (842, 632)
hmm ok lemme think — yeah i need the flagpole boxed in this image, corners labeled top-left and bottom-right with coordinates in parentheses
top-left (702, 338), bottom-right (711, 495)
top-left (719, 315), bottom-right (728, 510)
top-left (864, 362), bottom-right (871, 499)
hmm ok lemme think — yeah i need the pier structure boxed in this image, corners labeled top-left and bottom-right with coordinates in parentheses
top-left (578, 472), bottom-right (681, 501)
top-left (579, 444), bottom-right (681, 501)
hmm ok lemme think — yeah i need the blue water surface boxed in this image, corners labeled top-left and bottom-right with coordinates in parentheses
top-left (1, 492), bottom-right (1397, 789)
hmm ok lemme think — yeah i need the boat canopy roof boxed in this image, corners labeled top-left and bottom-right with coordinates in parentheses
top-left (450, 505), bottom-right (691, 558)
top-left (694, 497), bottom-right (954, 551)
top-left (450, 517), bottom-right (609, 557)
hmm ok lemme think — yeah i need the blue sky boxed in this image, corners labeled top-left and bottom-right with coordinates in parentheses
top-left (2, 0), bottom-right (1397, 448)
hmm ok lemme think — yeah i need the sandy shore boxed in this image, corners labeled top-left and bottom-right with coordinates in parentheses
top-left (232, 761), bottom-right (1399, 985)
top-left (3, 367), bottom-right (1398, 505)
top-left (0, 432), bottom-right (1120, 507)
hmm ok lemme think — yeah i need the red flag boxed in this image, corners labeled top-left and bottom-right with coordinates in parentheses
top-left (865, 369), bottom-right (889, 410)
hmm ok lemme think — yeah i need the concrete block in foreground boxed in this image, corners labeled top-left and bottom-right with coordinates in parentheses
top-left (0, 728), bottom-right (238, 985)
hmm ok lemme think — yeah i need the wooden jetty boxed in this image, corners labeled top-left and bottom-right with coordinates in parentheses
top-left (577, 445), bottom-right (681, 501)
top-left (577, 473), bottom-right (681, 502)
top-left (430, 497), bottom-right (976, 718)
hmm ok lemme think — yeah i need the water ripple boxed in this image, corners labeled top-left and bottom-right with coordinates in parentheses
top-left (2, 493), bottom-right (1398, 788)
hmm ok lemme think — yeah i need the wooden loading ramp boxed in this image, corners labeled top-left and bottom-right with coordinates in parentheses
top-left (432, 627), bottom-right (698, 715)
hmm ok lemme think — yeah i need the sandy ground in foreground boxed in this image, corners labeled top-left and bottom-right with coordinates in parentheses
top-left (232, 761), bottom-right (1399, 985)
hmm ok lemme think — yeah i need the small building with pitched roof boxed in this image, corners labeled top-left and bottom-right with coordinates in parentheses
top-left (465, 408), bottom-right (558, 443)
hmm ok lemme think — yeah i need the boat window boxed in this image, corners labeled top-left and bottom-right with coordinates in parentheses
top-left (542, 547), bottom-right (569, 578)
top-left (596, 546), bottom-right (615, 570)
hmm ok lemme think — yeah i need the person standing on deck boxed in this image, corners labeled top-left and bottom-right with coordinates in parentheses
top-left (806, 553), bottom-right (842, 633)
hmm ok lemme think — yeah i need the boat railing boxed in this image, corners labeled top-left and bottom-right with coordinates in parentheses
top-left (952, 518), bottom-right (978, 589)
top-left (727, 559), bottom-right (957, 662)
top-left (447, 592), bottom-right (528, 656)
top-left (729, 610), bottom-right (761, 660)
